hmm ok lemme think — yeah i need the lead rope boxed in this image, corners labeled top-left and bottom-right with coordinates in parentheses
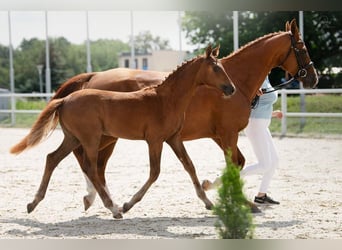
top-left (251, 77), bottom-right (296, 109)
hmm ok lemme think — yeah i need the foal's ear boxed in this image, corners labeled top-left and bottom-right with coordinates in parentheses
top-left (205, 44), bottom-right (213, 58)
top-left (212, 44), bottom-right (220, 58)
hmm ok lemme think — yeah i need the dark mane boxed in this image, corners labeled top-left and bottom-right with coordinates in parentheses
top-left (221, 31), bottom-right (286, 60)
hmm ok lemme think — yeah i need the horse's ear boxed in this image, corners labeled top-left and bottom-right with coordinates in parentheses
top-left (212, 44), bottom-right (220, 58)
top-left (290, 18), bottom-right (300, 40)
top-left (205, 44), bottom-right (213, 58)
top-left (285, 21), bottom-right (290, 31)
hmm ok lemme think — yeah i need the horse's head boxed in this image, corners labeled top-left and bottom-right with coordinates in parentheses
top-left (280, 19), bottom-right (319, 88)
top-left (196, 45), bottom-right (235, 97)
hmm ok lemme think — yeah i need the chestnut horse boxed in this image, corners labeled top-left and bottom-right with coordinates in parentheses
top-left (44, 19), bottom-right (318, 212)
top-left (10, 46), bottom-right (235, 219)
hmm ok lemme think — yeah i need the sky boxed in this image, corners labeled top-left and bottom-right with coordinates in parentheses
top-left (0, 11), bottom-right (197, 51)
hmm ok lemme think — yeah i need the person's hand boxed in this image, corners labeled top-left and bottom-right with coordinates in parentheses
top-left (256, 89), bottom-right (263, 96)
top-left (272, 110), bottom-right (283, 119)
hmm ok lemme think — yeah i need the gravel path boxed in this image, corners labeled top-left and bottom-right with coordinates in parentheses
top-left (1, 128), bottom-right (341, 239)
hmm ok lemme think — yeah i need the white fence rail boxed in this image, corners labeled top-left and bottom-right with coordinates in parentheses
top-left (1, 89), bottom-right (342, 136)
top-left (279, 88), bottom-right (342, 136)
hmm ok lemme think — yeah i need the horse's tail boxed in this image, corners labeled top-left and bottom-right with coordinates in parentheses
top-left (52, 72), bottom-right (95, 100)
top-left (10, 98), bottom-right (64, 155)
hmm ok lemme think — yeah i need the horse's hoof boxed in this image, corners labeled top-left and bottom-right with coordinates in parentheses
top-left (113, 212), bottom-right (123, 219)
top-left (202, 180), bottom-right (212, 191)
top-left (251, 205), bottom-right (262, 213)
top-left (27, 203), bottom-right (35, 213)
top-left (205, 203), bottom-right (213, 210)
top-left (83, 197), bottom-right (91, 211)
top-left (122, 202), bottom-right (131, 213)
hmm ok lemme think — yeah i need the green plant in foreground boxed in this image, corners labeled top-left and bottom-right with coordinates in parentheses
top-left (213, 151), bottom-right (254, 239)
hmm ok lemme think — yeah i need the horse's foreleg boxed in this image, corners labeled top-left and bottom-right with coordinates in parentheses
top-left (207, 135), bottom-right (261, 213)
top-left (27, 135), bottom-right (79, 213)
top-left (122, 141), bottom-right (162, 213)
top-left (167, 135), bottom-right (213, 210)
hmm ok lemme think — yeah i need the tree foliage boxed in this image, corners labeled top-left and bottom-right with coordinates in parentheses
top-left (213, 151), bottom-right (254, 239)
top-left (0, 38), bottom-right (129, 92)
top-left (134, 30), bottom-right (171, 53)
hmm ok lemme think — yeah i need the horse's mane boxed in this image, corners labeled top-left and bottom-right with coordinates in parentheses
top-left (221, 31), bottom-right (286, 60)
top-left (163, 55), bottom-right (201, 82)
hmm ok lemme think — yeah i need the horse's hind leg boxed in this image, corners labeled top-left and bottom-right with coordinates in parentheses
top-left (81, 142), bottom-right (122, 219)
top-left (122, 141), bottom-right (162, 213)
top-left (74, 137), bottom-right (118, 211)
top-left (27, 135), bottom-right (79, 213)
top-left (166, 135), bottom-right (213, 210)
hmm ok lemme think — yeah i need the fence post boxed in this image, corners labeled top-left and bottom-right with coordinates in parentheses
top-left (281, 89), bottom-right (287, 137)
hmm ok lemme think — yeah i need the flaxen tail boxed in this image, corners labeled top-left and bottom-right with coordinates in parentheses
top-left (10, 98), bottom-right (64, 155)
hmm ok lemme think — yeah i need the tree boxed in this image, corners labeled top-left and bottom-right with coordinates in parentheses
top-left (90, 39), bottom-right (129, 72)
top-left (133, 30), bottom-right (171, 54)
top-left (0, 44), bottom-right (9, 89)
top-left (213, 151), bottom-right (254, 239)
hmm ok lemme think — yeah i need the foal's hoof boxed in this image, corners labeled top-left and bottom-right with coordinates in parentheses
top-left (83, 197), bottom-right (91, 211)
top-left (27, 203), bottom-right (35, 213)
top-left (122, 202), bottom-right (131, 213)
top-left (113, 212), bottom-right (123, 219)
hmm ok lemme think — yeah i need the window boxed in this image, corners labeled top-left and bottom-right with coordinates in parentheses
top-left (142, 58), bottom-right (148, 70)
top-left (124, 59), bottom-right (129, 68)
top-left (134, 59), bottom-right (138, 69)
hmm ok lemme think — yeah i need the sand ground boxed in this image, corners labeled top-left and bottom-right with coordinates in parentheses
top-left (0, 128), bottom-right (341, 239)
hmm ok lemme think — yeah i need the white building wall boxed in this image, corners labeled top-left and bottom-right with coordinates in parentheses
top-left (119, 50), bottom-right (187, 72)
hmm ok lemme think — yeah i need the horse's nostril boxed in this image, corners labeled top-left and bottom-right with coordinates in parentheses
top-left (221, 84), bottom-right (235, 96)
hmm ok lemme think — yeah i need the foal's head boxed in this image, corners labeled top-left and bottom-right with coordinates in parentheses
top-left (281, 19), bottom-right (319, 88)
top-left (196, 45), bottom-right (235, 96)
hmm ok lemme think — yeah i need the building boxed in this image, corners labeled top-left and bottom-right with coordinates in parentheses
top-left (118, 50), bottom-right (188, 72)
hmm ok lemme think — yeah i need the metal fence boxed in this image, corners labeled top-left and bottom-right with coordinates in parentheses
top-left (279, 88), bottom-right (342, 136)
top-left (1, 89), bottom-right (342, 135)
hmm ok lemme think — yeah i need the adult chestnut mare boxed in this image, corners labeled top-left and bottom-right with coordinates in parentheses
top-left (43, 19), bottom-right (317, 213)
top-left (10, 46), bottom-right (235, 219)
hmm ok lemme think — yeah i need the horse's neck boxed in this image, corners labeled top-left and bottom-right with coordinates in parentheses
top-left (222, 32), bottom-right (290, 102)
top-left (156, 60), bottom-right (200, 112)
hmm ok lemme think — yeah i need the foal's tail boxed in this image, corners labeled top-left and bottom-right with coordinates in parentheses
top-left (52, 72), bottom-right (95, 100)
top-left (10, 99), bottom-right (64, 155)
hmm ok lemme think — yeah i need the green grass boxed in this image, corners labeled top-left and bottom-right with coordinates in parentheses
top-left (1, 95), bottom-right (342, 136)
top-left (270, 94), bottom-right (342, 135)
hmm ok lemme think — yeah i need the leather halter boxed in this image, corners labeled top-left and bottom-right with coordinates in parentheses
top-left (262, 33), bottom-right (314, 94)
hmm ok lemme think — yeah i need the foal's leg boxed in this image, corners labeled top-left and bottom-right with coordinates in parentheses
top-left (122, 141), bottom-right (162, 213)
top-left (81, 141), bottom-right (122, 219)
top-left (166, 135), bottom-right (213, 210)
top-left (27, 135), bottom-right (79, 213)
top-left (74, 136), bottom-right (118, 211)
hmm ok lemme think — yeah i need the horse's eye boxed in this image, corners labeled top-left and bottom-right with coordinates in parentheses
top-left (213, 65), bottom-right (221, 73)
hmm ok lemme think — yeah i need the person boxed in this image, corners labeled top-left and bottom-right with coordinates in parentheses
top-left (202, 76), bottom-right (282, 205)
